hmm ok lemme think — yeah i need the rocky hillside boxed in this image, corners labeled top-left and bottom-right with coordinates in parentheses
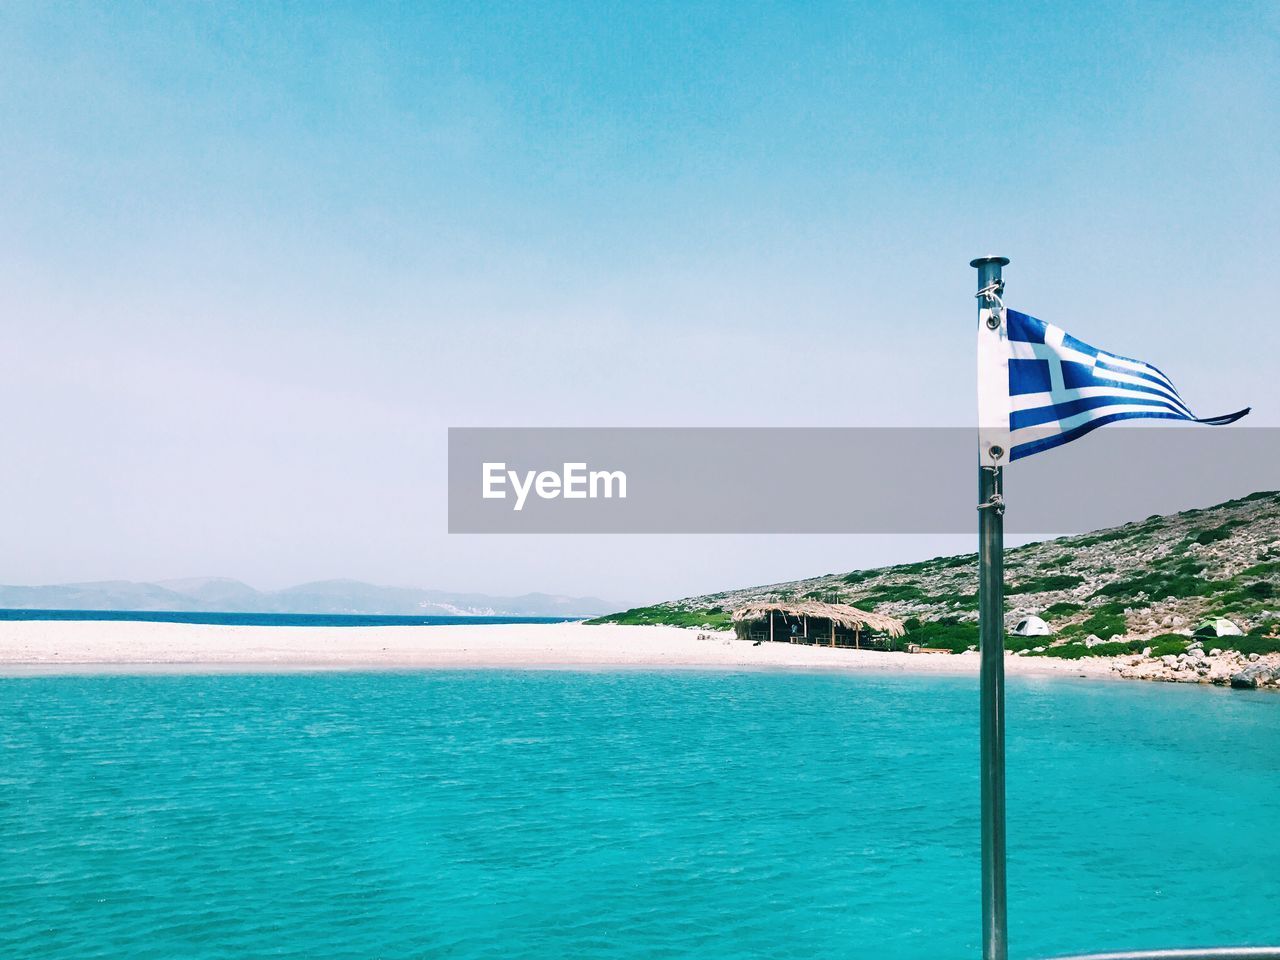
top-left (592, 491), bottom-right (1280, 666)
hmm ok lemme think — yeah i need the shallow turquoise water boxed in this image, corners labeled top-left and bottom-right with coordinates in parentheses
top-left (1, 671), bottom-right (1277, 959)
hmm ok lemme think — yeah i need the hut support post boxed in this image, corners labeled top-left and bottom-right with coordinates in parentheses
top-left (770, 611), bottom-right (774, 644)
top-left (973, 256), bottom-right (1009, 960)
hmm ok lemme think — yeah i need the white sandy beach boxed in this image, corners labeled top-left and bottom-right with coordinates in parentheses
top-left (0, 620), bottom-right (1123, 679)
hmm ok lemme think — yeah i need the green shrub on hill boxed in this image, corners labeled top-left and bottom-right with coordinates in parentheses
top-left (929, 590), bottom-right (979, 611)
top-left (586, 605), bottom-right (731, 629)
top-left (1006, 634), bottom-right (1047, 653)
top-left (1238, 560), bottom-right (1280, 579)
top-left (1069, 528), bottom-right (1132, 548)
top-left (1164, 556), bottom-right (1208, 577)
top-left (858, 583), bottom-right (977, 611)
top-left (1147, 633), bottom-right (1191, 657)
top-left (1070, 609), bottom-right (1128, 641)
top-left (889, 559), bottom-right (936, 576)
top-left (1184, 519), bottom-right (1248, 548)
top-left (1211, 581), bottom-right (1275, 613)
top-left (1234, 490), bottom-right (1280, 504)
top-left (859, 584), bottom-right (926, 604)
top-left (1242, 580), bottom-right (1274, 599)
top-left (1034, 606), bottom-right (1128, 648)
top-left (1006, 573), bottom-right (1085, 594)
top-left (1038, 555), bottom-right (1073, 569)
top-left (1042, 601), bottom-right (1084, 619)
top-left (1228, 633), bottom-right (1280, 656)
top-left (1029, 639), bottom-right (1142, 659)
top-left (1139, 626), bottom-right (1280, 657)
top-left (901, 617), bottom-right (979, 654)
top-left (1093, 571), bottom-right (1215, 603)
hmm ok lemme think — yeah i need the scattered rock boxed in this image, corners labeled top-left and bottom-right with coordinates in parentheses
top-left (1230, 662), bottom-right (1280, 690)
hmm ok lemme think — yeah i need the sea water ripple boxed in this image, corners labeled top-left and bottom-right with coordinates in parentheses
top-left (1, 670), bottom-right (1277, 959)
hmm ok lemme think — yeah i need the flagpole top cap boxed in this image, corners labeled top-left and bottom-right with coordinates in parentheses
top-left (969, 256), bottom-right (1010, 268)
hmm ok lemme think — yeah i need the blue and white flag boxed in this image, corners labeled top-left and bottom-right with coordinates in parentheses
top-left (978, 307), bottom-right (1249, 465)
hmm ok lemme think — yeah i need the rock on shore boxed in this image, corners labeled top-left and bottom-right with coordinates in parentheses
top-left (1113, 646), bottom-right (1280, 689)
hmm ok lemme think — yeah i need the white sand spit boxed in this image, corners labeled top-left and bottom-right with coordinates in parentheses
top-left (0, 620), bottom-right (1122, 679)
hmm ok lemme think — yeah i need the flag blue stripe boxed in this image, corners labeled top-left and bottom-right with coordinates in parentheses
top-left (1091, 357), bottom-right (1179, 392)
top-left (1060, 330), bottom-right (1098, 358)
top-left (1192, 407), bottom-right (1251, 426)
top-left (1009, 394), bottom-right (1184, 431)
top-left (1009, 410), bottom-right (1192, 461)
top-left (1006, 310), bottom-right (1045, 344)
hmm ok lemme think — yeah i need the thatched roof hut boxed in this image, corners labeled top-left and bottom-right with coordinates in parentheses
top-left (732, 601), bottom-right (906, 648)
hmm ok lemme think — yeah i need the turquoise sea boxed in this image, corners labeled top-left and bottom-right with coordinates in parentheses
top-left (2, 670), bottom-right (1277, 959)
top-left (0, 610), bottom-right (577, 627)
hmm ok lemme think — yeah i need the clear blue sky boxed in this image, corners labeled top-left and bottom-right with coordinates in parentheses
top-left (1, 2), bottom-right (1275, 602)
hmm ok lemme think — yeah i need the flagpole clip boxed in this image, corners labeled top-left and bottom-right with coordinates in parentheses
top-left (977, 492), bottom-right (1005, 516)
top-left (976, 278), bottom-right (1005, 328)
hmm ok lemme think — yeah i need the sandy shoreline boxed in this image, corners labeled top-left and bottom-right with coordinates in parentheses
top-left (0, 620), bottom-right (1128, 680)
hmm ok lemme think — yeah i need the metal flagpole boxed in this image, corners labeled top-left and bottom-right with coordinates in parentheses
top-left (972, 255), bottom-right (1010, 960)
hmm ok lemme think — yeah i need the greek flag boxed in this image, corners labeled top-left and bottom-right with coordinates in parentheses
top-left (978, 308), bottom-right (1249, 464)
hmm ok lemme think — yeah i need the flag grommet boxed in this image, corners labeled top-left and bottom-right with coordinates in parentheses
top-left (986, 314), bottom-right (1001, 329)
top-left (988, 445), bottom-right (1004, 460)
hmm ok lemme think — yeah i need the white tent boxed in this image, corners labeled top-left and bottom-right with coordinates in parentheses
top-left (1011, 615), bottom-right (1052, 637)
top-left (1195, 617), bottom-right (1243, 639)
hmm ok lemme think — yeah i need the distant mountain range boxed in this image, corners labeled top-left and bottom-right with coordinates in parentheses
top-left (0, 577), bottom-right (618, 618)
